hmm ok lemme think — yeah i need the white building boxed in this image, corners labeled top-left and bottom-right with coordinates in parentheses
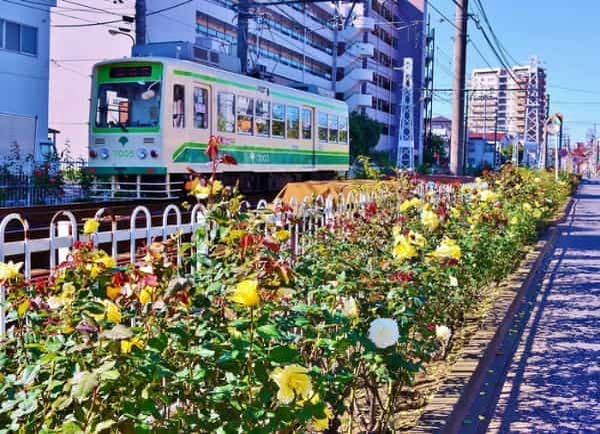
top-left (144, 0), bottom-right (426, 162)
top-left (0, 0), bottom-right (56, 160)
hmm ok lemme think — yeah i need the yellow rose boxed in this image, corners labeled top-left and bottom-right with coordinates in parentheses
top-left (392, 235), bottom-right (418, 262)
top-left (270, 364), bottom-right (313, 404)
top-left (421, 208), bottom-right (440, 230)
top-left (532, 209), bottom-right (542, 219)
top-left (121, 336), bottom-right (144, 354)
top-left (230, 279), bottom-right (260, 307)
top-left (274, 229), bottom-right (290, 242)
top-left (106, 285), bottom-right (121, 300)
top-left (479, 189), bottom-right (498, 203)
top-left (87, 263), bottom-right (101, 278)
top-left (95, 253), bottom-right (115, 269)
top-left (83, 219), bottom-right (99, 235)
top-left (62, 282), bottom-right (76, 298)
top-left (211, 179), bottom-right (223, 194)
top-left (523, 203), bottom-right (532, 212)
top-left (104, 300), bottom-right (122, 324)
top-left (0, 260), bottom-right (23, 281)
top-left (451, 207), bottom-right (461, 219)
top-left (192, 184), bottom-right (211, 200)
top-left (510, 216), bottom-right (519, 225)
top-left (311, 394), bottom-right (333, 431)
top-left (392, 226), bottom-right (402, 243)
top-left (399, 197), bottom-right (422, 213)
top-left (341, 297), bottom-right (359, 319)
top-left (408, 230), bottom-right (426, 247)
top-left (430, 238), bottom-right (461, 261)
top-left (138, 287), bottom-right (154, 305)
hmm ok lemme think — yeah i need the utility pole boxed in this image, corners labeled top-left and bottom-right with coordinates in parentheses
top-left (450, 0), bottom-right (468, 175)
top-left (237, 0), bottom-right (250, 74)
top-left (135, 0), bottom-right (146, 46)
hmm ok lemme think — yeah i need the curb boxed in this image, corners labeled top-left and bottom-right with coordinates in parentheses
top-left (408, 196), bottom-right (574, 434)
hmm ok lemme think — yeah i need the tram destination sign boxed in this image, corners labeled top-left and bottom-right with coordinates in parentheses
top-left (109, 65), bottom-right (152, 79)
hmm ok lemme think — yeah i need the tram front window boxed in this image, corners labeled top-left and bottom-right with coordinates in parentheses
top-left (95, 81), bottom-right (161, 129)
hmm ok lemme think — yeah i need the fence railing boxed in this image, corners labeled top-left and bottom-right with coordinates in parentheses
top-left (0, 179), bottom-right (464, 336)
top-left (0, 159), bottom-right (90, 207)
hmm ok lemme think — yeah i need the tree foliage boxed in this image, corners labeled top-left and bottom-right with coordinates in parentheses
top-left (349, 111), bottom-right (382, 162)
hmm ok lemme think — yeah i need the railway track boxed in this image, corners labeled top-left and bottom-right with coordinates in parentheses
top-left (0, 192), bottom-right (276, 280)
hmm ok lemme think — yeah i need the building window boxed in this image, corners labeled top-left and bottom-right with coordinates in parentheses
top-left (0, 19), bottom-right (37, 55)
top-left (256, 100), bottom-right (270, 136)
top-left (193, 87), bottom-right (208, 129)
top-left (21, 25), bottom-right (37, 55)
top-left (302, 108), bottom-right (312, 140)
top-left (217, 92), bottom-right (235, 133)
top-left (318, 112), bottom-right (328, 142)
top-left (172, 85), bottom-right (185, 128)
top-left (272, 103), bottom-right (285, 138)
top-left (286, 106), bottom-right (299, 139)
top-left (5, 21), bottom-right (20, 51)
top-left (237, 96), bottom-right (254, 134)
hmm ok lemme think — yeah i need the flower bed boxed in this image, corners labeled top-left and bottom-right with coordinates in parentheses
top-left (0, 166), bottom-right (577, 433)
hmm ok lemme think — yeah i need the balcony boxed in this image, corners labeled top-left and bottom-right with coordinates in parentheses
top-left (346, 93), bottom-right (373, 108)
top-left (337, 67), bottom-right (374, 93)
top-left (342, 16), bottom-right (375, 40)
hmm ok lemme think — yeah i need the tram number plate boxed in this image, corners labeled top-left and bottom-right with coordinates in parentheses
top-left (117, 150), bottom-right (134, 158)
top-left (255, 153), bottom-right (270, 163)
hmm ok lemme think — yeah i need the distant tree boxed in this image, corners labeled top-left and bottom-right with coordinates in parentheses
top-left (423, 135), bottom-right (447, 166)
top-left (349, 111), bottom-right (382, 162)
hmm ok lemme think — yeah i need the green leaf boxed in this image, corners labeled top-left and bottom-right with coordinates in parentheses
top-left (100, 324), bottom-right (132, 341)
top-left (94, 419), bottom-right (116, 433)
top-left (256, 324), bottom-right (281, 340)
top-left (269, 346), bottom-right (298, 363)
top-left (99, 370), bottom-right (119, 382)
top-left (70, 371), bottom-right (98, 402)
top-left (17, 364), bottom-right (40, 386)
top-left (60, 421), bottom-right (83, 434)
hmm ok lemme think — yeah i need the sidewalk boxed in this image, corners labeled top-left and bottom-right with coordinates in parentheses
top-left (488, 178), bottom-right (600, 433)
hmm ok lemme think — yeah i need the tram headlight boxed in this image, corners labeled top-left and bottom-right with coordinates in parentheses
top-left (100, 148), bottom-right (110, 160)
top-left (137, 148), bottom-right (148, 159)
top-left (89, 149), bottom-right (98, 159)
top-left (150, 149), bottom-right (159, 158)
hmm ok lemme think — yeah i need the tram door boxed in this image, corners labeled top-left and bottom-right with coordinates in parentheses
top-left (301, 106), bottom-right (316, 167)
top-left (189, 83), bottom-right (211, 164)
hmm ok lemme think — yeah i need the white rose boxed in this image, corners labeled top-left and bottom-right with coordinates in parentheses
top-left (341, 297), bottom-right (359, 319)
top-left (47, 296), bottom-right (65, 310)
top-left (435, 325), bottom-right (452, 345)
top-left (368, 318), bottom-right (399, 349)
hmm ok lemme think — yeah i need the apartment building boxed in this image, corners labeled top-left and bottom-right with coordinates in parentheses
top-left (0, 0), bottom-right (56, 160)
top-left (145, 0), bottom-right (426, 161)
top-left (468, 62), bottom-right (548, 143)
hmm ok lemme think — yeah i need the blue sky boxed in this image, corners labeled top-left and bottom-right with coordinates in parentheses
top-left (429, 0), bottom-right (600, 142)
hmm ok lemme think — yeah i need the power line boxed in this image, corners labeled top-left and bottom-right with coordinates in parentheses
top-left (61, 0), bottom-right (123, 16)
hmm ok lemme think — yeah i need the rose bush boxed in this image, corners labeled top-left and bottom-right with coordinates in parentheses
top-left (0, 166), bottom-right (576, 433)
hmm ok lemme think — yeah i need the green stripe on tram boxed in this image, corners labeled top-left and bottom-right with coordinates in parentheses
top-left (172, 142), bottom-right (349, 166)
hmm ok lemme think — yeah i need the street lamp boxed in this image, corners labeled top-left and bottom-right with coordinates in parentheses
top-left (108, 28), bottom-right (135, 46)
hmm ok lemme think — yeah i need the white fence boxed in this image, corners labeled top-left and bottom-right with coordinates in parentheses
top-left (0, 181), bottom-right (463, 336)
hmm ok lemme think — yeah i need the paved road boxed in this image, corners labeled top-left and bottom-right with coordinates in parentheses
top-left (488, 179), bottom-right (600, 433)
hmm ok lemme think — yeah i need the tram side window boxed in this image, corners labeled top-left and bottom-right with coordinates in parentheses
top-left (193, 87), bottom-right (208, 129)
top-left (256, 100), bottom-right (270, 136)
top-left (328, 115), bottom-right (338, 143)
top-left (318, 112), bottom-right (328, 142)
top-left (302, 108), bottom-right (312, 140)
top-left (272, 103), bottom-right (285, 138)
top-left (286, 106), bottom-right (300, 139)
top-left (237, 96), bottom-right (254, 135)
top-left (173, 84), bottom-right (185, 128)
top-left (217, 92), bottom-right (236, 133)
top-left (338, 116), bottom-right (348, 144)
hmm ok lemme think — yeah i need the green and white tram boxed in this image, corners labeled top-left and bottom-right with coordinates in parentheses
top-left (88, 57), bottom-right (349, 197)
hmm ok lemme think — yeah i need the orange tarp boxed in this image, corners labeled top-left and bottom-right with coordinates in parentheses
top-left (275, 180), bottom-right (387, 204)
